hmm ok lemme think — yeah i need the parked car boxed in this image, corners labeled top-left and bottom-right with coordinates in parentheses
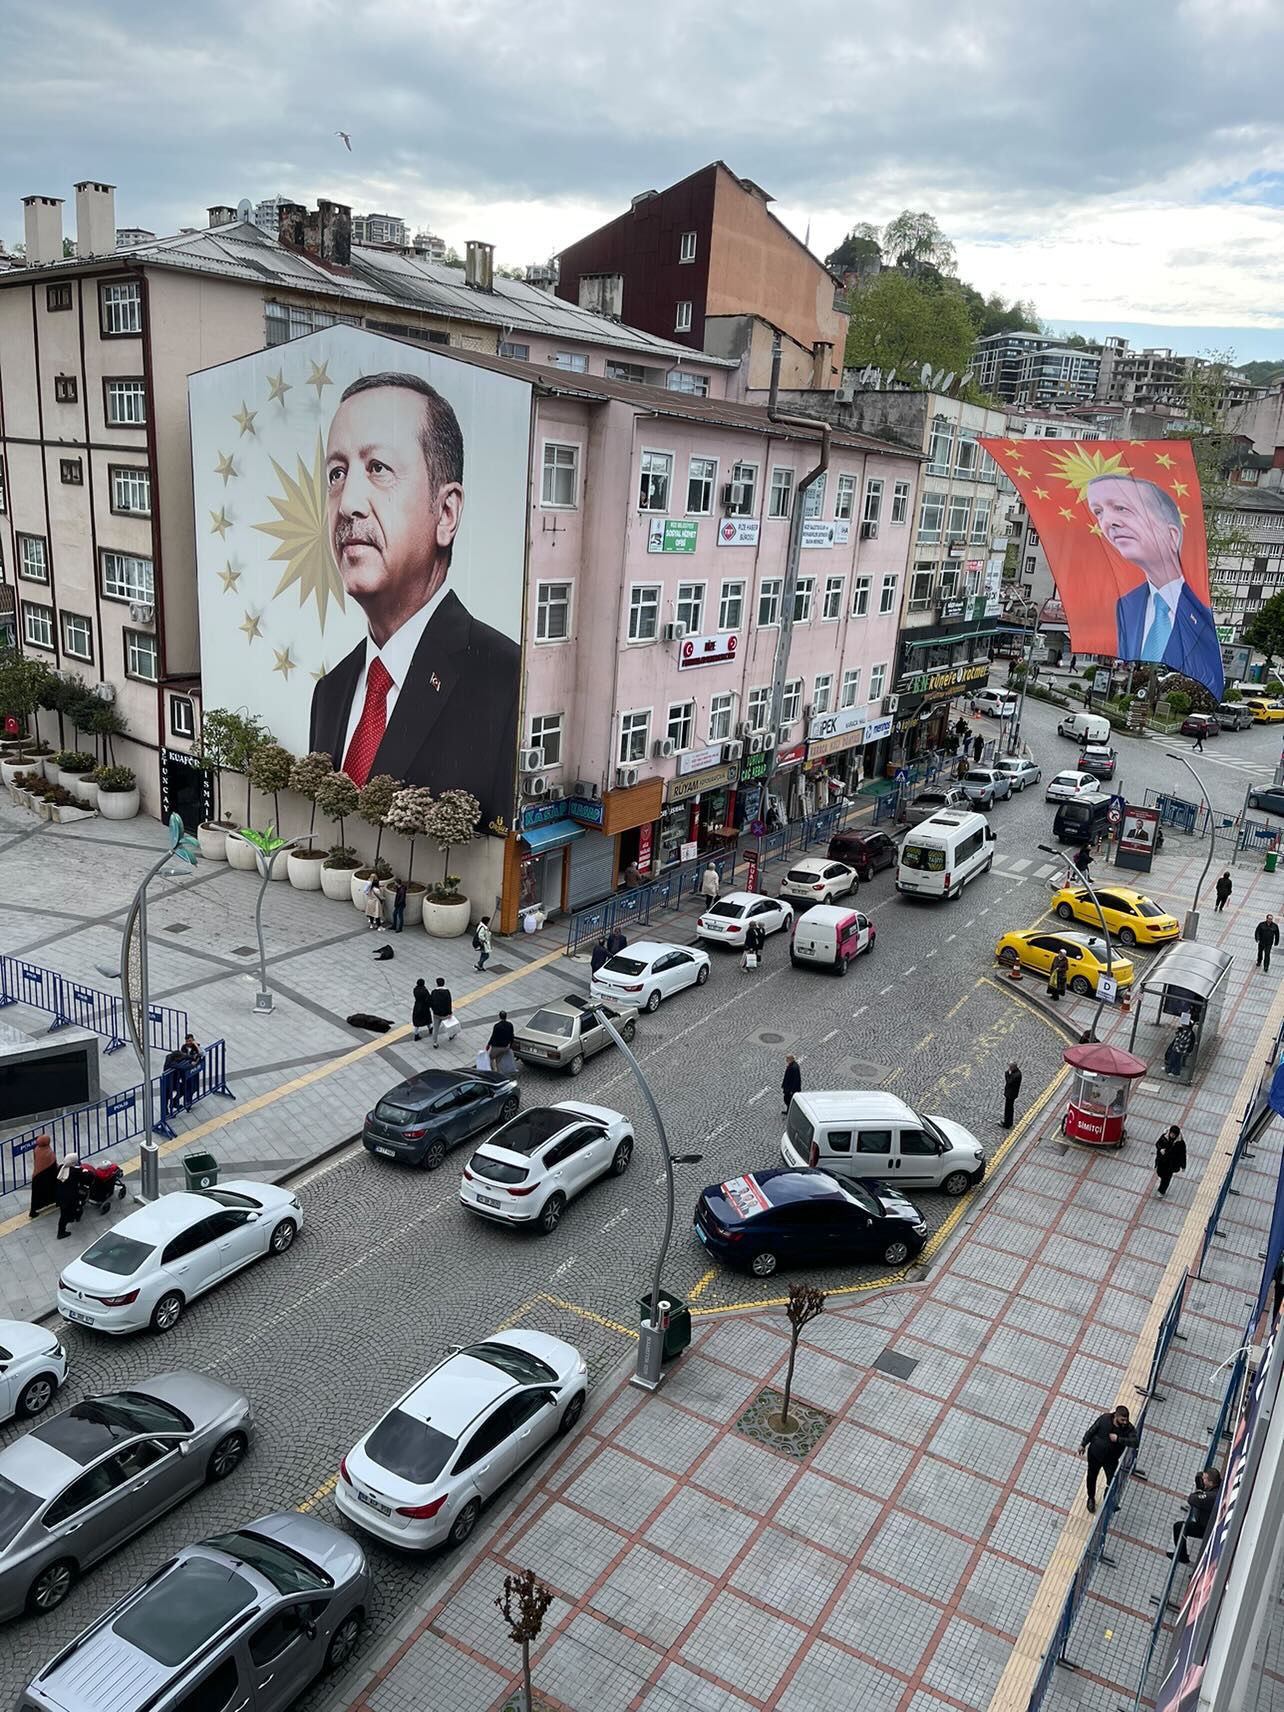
top-left (693, 1168), bottom-right (927, 1276)
top-left (0, 1372), bottom-right (252, 1619)
top-left (1242, 697), bottom-right (1284, 723)
top-left (696, 890), bottom-right (794, 945)
top-left (460, 1102), bottom-right (634, 1233)
top-left (960, 766), bottom-right (1011, 808)
top-left (336, 1330), bottom-right (587, 1550)
top-left (514, 996), bottom-right (637, 1075)
top-left (57, 1183), bottom-right (303, 1335)
top-left (1248, 783), bottom-right (1284, 817)
top-left (20, 1512), bottom-right (369, 1712)
top-left (826, 827), bottom-right (898, 879)
top-left (994, 928), bottom-right (1135, 996)
top-left (1050, 884), bottom-right (1179, 946)
top-left (1216, 702), bottom-right (1254, 731)
top-left (790, 904), bottom-right (875, 971)
top-left (1077, 744), bottom-right (1117, 779)
top-left (903, 785), bottom-right (970, 827)
top-left (0, 1321), bottom-right (67, 1421)
top-left (363, 1068), bottom-right (519, 1166)
top-left (1045, 769), bottom-right (1098, 802)
top-left (994, 756), bottom-right (1041, 792)
top-left (589, 940), bottom-right (710, 1012)
top-left (973, 689), bottom-right (1018, 719)
top-left (778, 859), bottom-right (858, 906)
top-left (780, 1092), bottom-right (984, 1196)
top-left (1180, 712), bottom-right (1220, 739)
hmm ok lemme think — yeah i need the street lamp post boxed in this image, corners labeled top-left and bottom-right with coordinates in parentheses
top-left (252, 837), bottom-right (307, 1013)
top-left (1038, 842), bottom-right (1115, 1042)
top-left (1164, 750), bottom-right (1216, 941)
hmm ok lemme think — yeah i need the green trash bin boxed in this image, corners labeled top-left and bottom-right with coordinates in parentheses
top-left (1266, 851), bottom-right (1279, 875)
top-left (639, 1291), bottom-right (691, 1363)
top-left (182, 1152), bottom-right (219, 1192)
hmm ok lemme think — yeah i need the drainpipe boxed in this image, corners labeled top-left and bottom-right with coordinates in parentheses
top-left (766, 336), bottom-right (831, 746)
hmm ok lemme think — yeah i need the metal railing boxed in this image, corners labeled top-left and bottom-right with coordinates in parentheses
top-left (1144, 791), bottom-right (1200, 834)
top-left (0, 954), bottom-right (188, 1055)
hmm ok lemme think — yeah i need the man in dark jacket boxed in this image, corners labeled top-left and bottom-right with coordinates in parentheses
top-left (972, 733), bottom-right (984, 763)
top-left (486, 1011), bottom-right (516, 1072)
top-left (1048, 948), bottom-right (1069, 1002)
top-left (1214, 871), bottom-right (1232, 913)
top-left (1169, 1468), bottom-right (1221, 1563)
top-left (781, 1054), bottom-right (802, 1117)
top-left (590, 937), bottom-right (611, 974)
top-left (411, 979), bottom-right (432, 1042)
top-left (1256, 914), bottom-right (1280, 971)
top-left (1002, 1062), bottom-right (1022, 1129)
top-left (1154, 1125), bottom-right (1187, 1196)
top-left (1078, 1404), bottom-right (1138, 1512)
top-left (428, 977), bottom-right (453, 1047)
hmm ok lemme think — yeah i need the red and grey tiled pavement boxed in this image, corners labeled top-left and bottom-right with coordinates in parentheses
top-left (326, 848), bottom-right (1284, 1712)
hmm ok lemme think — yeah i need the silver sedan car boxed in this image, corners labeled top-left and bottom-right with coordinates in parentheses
top-left (513, 995), bottom-right (638, 1075)
top-left (0, 1371), bottom-right (251, 1619)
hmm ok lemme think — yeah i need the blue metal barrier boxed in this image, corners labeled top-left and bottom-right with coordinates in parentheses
top-left (1237, 818), bottom-right (1280, 854)
top-left (1145, 791), bottom-right (1199, 834)
top-left (0, 955), bottom-right (188, 1054)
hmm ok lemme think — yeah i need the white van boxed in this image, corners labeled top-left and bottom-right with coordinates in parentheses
top-left (1057, 710), bottom-right (1110, 745)
top-left (896, 810), bottom-right (994, 900)
top-left (781, 1091), bottom-right (985, 1196)
top-left (789, 904), bottom-right (875, 972)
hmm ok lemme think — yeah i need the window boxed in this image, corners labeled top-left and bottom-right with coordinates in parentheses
top-left (105, 379), bottom-right (146, 425)
top-left (917, 490), bottom-right (945, 542)
top-left (110, 466), bottom-right (151, 516)
top-left (769, 467), bottom-right (794, 519)
top-left (528, 713), bottom-right (563, 768)
top-left (781, 679), bottom-right (802, 725)
top-left (18, 535), bottom-right (48, 583)
top-left (667, 370), bottom-right (709, 396)
top-left (535, 581), bottom-right (572, 642)
top-left (618, 709), bottom-right (651, 765)
top-left (835, 474), bottom-right (856, 520)
top-left (675, 301), bottom-right (693, 332)
top-left (607, 360), bottom-right (646, 383)
top-left (708, 691), bottom-right (734, 741)
top-left (862, 479), bottom-right (884, 525)
top-left (170, 694), bottom-right (194, 738)
top-left (757, 578), bottom-right (782, 627)
top-left (909, 564), bottom-right (935, 611)
top-left (792, 577), bottom-right (814, 623)
top-left (676, 582), bottom-right (704, 633)
top-left (101, 551), bottom-right (153, 604)
top-left (747, 686), bottom-right (771, 731)
top-left (940, 564), bottom-right (961, 596)
top-left (100, 280), bottom-right (142, 335)
top-left (803, 475), bottom-right (826, 520)
top-left (54, 374), bottom-right (78, 403)
top-left (628, 584), bottom-right (661, 642)
top-left (971, 496), bottom-right (992, 543)
top-left (264, 301), bottom-right (360, 346)
top-left (667, 701), bottom-right (694, 751)
top-left (60, 457), bottom-right (83, 485)
top-left (21, 601), bottom-right (54, 650)
top-left (248, 1606), bottom-right (323, 1669)
top-left (499, 340), bottom-right (529, 361)
top-left (852, 574), bottom-right (870, 617)
top-left (879, 573), bottom-right (898, 614)
top-left (686, 456), bottom-right (717, 515)
top-left (679, 230), bottom-right (697, 263)
top-left (540, 442), bottom-right (579, 508)
top-left (947, 494), bottom-right (972, 539)
top-left (172, 1659), bottom-right (239, 1712)
top-left (718, 579), bottom-right (744, 630)
top-left (46, 283), bottom-right (72, 312)
top-left (822, 575), bottom-right (844, 620)
top-left (61, 611), bottom-right (94, 662)
top-left (727, 461), bottom-right (757, 516)
top-left (813, 674), bottom-right (833, 715)
top-left (550, 352), bottom-right (588, 372)
top-left (125, 629), bottom-right (158, 681)
top-left (892, 480), bottom-right (910, 524)
top-left (841, 668), bottom-right (861, 708)
top-left (955, 429), bottom-right (978, 476)
top-left (1024, 555), bottom-right (1037, 576)
top-left (869, 662), bottom-right (887, 701)
top-left (927, 416), bottom-right (954, 473)
top-left (638, 450), bottom-right (672, 512)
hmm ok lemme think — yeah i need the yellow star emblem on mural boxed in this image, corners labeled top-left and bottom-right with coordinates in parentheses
top-left (210, 507), bottom-right (230, 537)
top-left (309, 662), bottom-right (329, 683)
top-left (267, 370), bottom-right (292, 406)
top-left (272, 647), bottom-right (296, 679)
top-left (1048, 445), bottom-right (1133, 498)
top-left (254, 435), bottom-right (346, 629)
top-left (217, 563), bottom-right (241, 593)
top-left (1013, 465), bottom-right (1031, 479)
top-left (239, 611), bottom-right (262, 643)
top-left (233, 402), bottom-right (257, 436)
top-left (1058, 507), bottom-right (1074, 521)
top-left (1033, 486), bottom-right (1050, 500)
top-left (1088, 524), bottom-right (1103, 536)
top-left (214, 451), bottom-right (236, 484)
top-left (1170, 479), bottom-right (1189, 497)
top-left (306, 361), bottom-right (333, 397)
top-left (1153, 452), bottom-right (1175, 469)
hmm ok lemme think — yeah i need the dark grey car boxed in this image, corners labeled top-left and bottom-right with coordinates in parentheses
top-left (362, 1068), bottom-right (519, 1169)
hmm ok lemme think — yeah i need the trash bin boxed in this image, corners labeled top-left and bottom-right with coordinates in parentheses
top-left (638, 1291), bottom-right (691, 1363)
top-left (1266, 851), bottom-right (1279, 875)
top-left (182, 1151), bottom-right (219, 1192)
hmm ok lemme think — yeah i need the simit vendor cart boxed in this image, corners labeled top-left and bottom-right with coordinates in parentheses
top-left (1061, 1041), bottom-right (1147, 1149)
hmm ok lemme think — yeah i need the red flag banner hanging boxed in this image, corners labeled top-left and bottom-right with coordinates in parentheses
top-left (978, 438), bottom-right (1223, 698)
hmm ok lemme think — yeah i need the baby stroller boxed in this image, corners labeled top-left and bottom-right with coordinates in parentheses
top-left (79, 1159), bottom-right (127, 1214)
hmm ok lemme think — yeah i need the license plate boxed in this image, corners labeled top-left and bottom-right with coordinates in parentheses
top-left (375, 1146), bottom-right (395, 1158)
top-left (695, 1223), bottom-right (708, 1245)
top-left (356, 1490), bottom-right (392, 1516)
top-left (478, 1194), bottom-right (502, 1209)
top-left (63, 1307), bottom-right (94, 1325)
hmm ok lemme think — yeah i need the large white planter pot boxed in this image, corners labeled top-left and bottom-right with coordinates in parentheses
top-left (255, 850), bottom-right (291, 882)
top-left (384, 882), bottom-right (426, 927)
top-left (66, 773), bottom-right (97, 806)
top-left (198, 823), bottom-right (232, 861)
top-left (226, 836), bottom-right (260, 872)
top-left (97, 787), bottom-right (140, 820)
top-left (44, 763), bottom-right (62, 788)
top-left (424, 897), bottom-right (471, 938)
top-left (1, 758), bottom-right (33, 787)
top-left (320, 864), bottom-right (359, 901)
top-left (287, 850), bottom-right (327, 890)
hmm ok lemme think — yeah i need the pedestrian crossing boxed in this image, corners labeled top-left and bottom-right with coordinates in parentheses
top-left (991, 852), bottom-right (1065, 885)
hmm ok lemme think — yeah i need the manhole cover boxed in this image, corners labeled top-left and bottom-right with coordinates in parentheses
top-left (759, 1032), bottom-right (785, 1044)
top-left (873, 1347), bottom-right (918, 1381)
top-left (848, 1059), bottom-right (894, 1086)
top-left (229, 945), bottom-right (257, 958)
top-left (163, 923), bottom-right (191, 934)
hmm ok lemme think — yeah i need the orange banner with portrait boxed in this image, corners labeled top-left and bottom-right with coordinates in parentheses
top-left (979, 438), bottom-right (1223, 698)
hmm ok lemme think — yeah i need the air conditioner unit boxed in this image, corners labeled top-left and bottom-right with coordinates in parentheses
top-left (776, 729), bottom-right (790, 747)
top-left (92, 681), bottom-right (116, 703)
top-left (762, 731), bottom-right (777, 751)
top-left (615, 765), bottom-right (640, 789)
top-left (571, 779), bottom-right (599, 800)
top-left (722, 481), bottom-right (748, 509)
top-left (802, 703), bottom-right (814, 724)
top-left (519, 747), bottom-right (543, 772)
top-left (835, 386), bottom-right (854, 403)
top-left (129, 602), bottom-right (155, 627)
top-left (748, 733), bottom-right (765, 754)
top-left (523, 773), bottom-right (549, 797)
top-left (884, 694), bottom-right (900, 715)
top-left (653, 737), bottom-right (676, 759)
top-left (660, 621), bottom-right (689, 642)
top-left (724, 740), bottom-right (744, 762)
top-left (735, 720), bottom-right (750, 739)
top-left (860, 521), bottom-right (879, 540)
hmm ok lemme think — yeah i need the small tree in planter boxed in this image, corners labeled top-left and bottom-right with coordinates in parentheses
top-left (385, 785), bottom-right (433, 885)
top-left (82, 698), bottom-right (127, 767)
top-left (425, 788), bottom-right (481, 902)
top-left (0, 650), bottom-right (51, 750)
top-left (495, 1568), bottom-right (554, 1712)
top-left (316, 770), bottom-right (359, 848)
top-left (358, 773), bottom-right (401, 861)
top-left (248, 741), bottom-right (294, 829)
top-left (194, 707), bottom-right (239, 826)
top-left (771, 1283), bottom-right (827, 1435)
top-left (289, 752), bottom-right (334, 853)
top-left (224, 711), bottom-right (271, 825)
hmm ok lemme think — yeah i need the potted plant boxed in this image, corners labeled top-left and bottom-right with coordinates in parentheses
top-left (321, 845), bottom-right (360, 901)
top-left (315, 772), bottom-right (360, 900)
top-left (248, 742), bottom-right (294, 829)
top-left (94, 764), bottom-right (139, 820)
top-left (286, 752), bottom-right (334, 889)
top-left (55, 751), bottom-right (99, 806)
top-left (423, 789), bottom-right (481, 937)
top-left (0, 650), bottom-right (51, 773)
top-left (1, 750), bottom-right (34, 788)
top-left (352, 774), bottom-right (401, 907)
top-left (239, 824), bottom-right (293, 882)
top-left (192, 706), bottom-right (240, 859)
top-left (383, 785), bottom-right (433, 927)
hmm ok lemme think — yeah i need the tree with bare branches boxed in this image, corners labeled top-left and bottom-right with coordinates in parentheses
top-left (496, 1567), bottom-right (553, 1712)
top-left (773, 1283), bottom-right (827, 1433)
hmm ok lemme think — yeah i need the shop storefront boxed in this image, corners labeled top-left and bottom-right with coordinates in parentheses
top-left (889, 660), bottom-right (991, 765)
top-left (598, 775), bottom-right (665, 891)
top-left (735, 747), bottom-right (771, 831)
top-left (861, 714), bottom-right (893, 781)
top-left (805, 708), bottom-right (865, 803)
top-left (772, 743), bottom-right (807, 819)
top-left (507, 793), bottom-right (610, 926)
top-left (661, 761), bottom-right (740, 865)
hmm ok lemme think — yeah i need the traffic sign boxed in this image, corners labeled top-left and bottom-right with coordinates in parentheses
top-left (1098, 975), bottom-right (1118, 1004)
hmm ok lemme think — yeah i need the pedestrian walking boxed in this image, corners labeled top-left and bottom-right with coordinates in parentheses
top-left (160, 1047), bottom-right (185, 1118)
top-left (605, 926), bottom-right (628, 956)
top-left (972, 733), bottom-right (984, 763)
top-left (1002, 1062), bottom-right (1022, 1129)
top-left (391, 880), bottom-right (407, 934)
top-left (1047, 948), bottom-right (1069, 1002)
top-left (363, 875), bottom-right (384, 931)
top-left (1169, 1468), bottom-right (1221, 1563)
top-left (55, 1156), bottom-right (83, 1241)
top-left (412, 978), bottom-right (432, 1041)
top-left (1192, 729), bottom-right (1204, 753)
top-left (1255, 913), bottom-right (1280, 971)
top-left (1078, 1403), bottom-right (1138, 1513)
top-left (28, 1132), bottom-right (57, 1219)
top-left (1154, 1124), bottom-right (1187, 1196)
top-left (700, 863), bottom-right (720, 905)
top-left (1214, 871), bottom-right (1232, 913)
top-left (590, 937), bottom-right (611, 975)
top-left (1164, 1018), bottom-right (1196, 1078)
top-left (781, 1054), bottom-right (801, 1116)
top-left (1073, 843), bottom-right (1093, 880)
top-left (428, 976), bottom-right (453, 1046)
top-left (486, 1011), bottom-right (516, 1073)
top-left (473, 915), bottom-right (492, 972)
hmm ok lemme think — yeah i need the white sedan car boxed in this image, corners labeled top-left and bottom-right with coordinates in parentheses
top-left (696, 891), bottom-right (793, 948)
top-left (0, 1321), bottom-right (68, 1421)
top-left (995, 756), bottom-right (1041, 792)
top-left (460, 1101), bottom-right (633, 1234)
top-left (56, 1181), bottom-right (304, 1335)
top-left (1045, 769), bottom-right (1098, 803)
top-left (589, 940), bottom-right (710, 1012)
top-left (337, 1329), bottom-right (587, 1551)
top-left (778, 857), bottom-right (859, 905)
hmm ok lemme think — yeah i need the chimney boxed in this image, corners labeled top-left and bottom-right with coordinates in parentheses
top-left (296, 201), bottom-right (351, 267)
top-left (275, 201), bottom-right (308, 249)
top-left (73, 181), bottom-right (116, 259)
top-left (22, 195), bottom-right (64, 265)
top-left (464, 240), bottom-right (494, 292)
top-left (578, 272), bottom-right (623, 318)
top-left (208, 205), bottom-right (236, 229)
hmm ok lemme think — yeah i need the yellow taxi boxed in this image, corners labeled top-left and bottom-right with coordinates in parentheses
top-left (994, 928), bottom-right (1134, 997)
top-left (1242, 697), bottom-right (1284, 723)
top-left (1049, 885), bottom-right (1180, 947)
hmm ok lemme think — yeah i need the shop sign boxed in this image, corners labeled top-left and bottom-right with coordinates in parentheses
top-left (808, 729), bottom-right (864, 760)
top-left (965, 558), bottom-right (983, 573)
top-left (774, 742), bottom-right (806, 769)
top-left (738, 748), bottom-right (771, 784)
top-left (941, 599), bottom-right (966, 620)
top-left (665, 763), bottom-right (738, 804)
top-left (808, 704), bottom-right (868, 743)
top-left (801, 520), bottom-right (835, 549)
top-left (568, 796), bottom-right (605, 826)
top-left (680, 840), bottom-right (698, 863)
top-left (834, 520), bottom-right (851, 545)
top-left (984, 596), bottom-right (1001, 617)
top-left (647, 518), bottom-right (698, 554)
top-left (636, 822), bottom-right (653, 872)
top-left (901, 660), bottom-right (991, 705)
top-left (865, 715), bottom-right (893, 742)
top-left (678, 631), bottom-right (739, 670)
top-left (717, 517), bottom-right (760, 548)
top-left (520, 799), bottom-right (568, 831)
top-left (678, 744), bottom-right (722, 776)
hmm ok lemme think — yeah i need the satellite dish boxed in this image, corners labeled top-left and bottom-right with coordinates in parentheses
top-left (920, 361), bottom-right (933, 385)
top-left (941, 372), bottom-right (956, 393)
top-left (931, 368), bottom-right (946, 390)
top-left (236, 198), bottom-right (252, 222)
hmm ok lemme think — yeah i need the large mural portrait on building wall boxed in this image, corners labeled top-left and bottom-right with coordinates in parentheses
top-left (979, 438), bottom-right (1223, 698)
top-left (190, 327), bottom-right (531, 823)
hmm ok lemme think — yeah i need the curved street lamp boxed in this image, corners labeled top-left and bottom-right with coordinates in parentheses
top-left (1039, 842), bottom-right (1114, 1043)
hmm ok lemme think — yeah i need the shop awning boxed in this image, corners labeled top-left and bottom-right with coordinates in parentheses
top-left (520, 821), bottom-right (586, 854)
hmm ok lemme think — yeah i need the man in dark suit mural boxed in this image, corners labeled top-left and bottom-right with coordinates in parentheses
top-left (308, 371), bottom-right (518, 821)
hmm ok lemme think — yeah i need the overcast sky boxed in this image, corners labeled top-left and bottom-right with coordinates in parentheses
top-left (3, 0), bottom-right (1282, 361)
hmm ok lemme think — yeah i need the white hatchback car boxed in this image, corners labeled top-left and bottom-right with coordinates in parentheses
top-left (995, 756), bottom-right (1041, 792)
top-left (778, 857), bottom-right (859, 905)
top-left (1045, 769), bottom-right (1098, 803)
top-left (0, 1321), bottom-right (68, 1421)
top-left (56, 1181), bottom-right (304, 1335)
top-left (695, 891), bottom-right (793, 947)
top-left (461, 1101), bottom-right (634, 1234)
top-left (337, 1329), bottom-right (587, 1552)
top-left (589, 940), bottom-right (710, 1012)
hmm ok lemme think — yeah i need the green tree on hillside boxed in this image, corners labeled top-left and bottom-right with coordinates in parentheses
top-left (843, 269), bottom-right (976, 384)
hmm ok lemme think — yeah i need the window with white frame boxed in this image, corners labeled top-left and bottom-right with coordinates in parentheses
top-left (768, 467), bottom-right (794, 519)
top-left (667, 370), bottom-right (709, 396)
top-left (940, 563), bottom-right (961, 596)
top-left (927, 415), bottom-right (954, 474)
top-left (869, 662), bottom-right (887, 701)
top-left (955, 429), bottom-right (979, 476)
top-left (812, 673), bottom-right (833, 715)
top-left (110, 466), bottom-right (151, 516)
top-left (757, 578), bottom-right (782, 627)
top-left (891, 479), bottom-right (910, 524)
top-left (687, 456), bottom-right (717, 515)
top-left (718, 579), bottom-right (744, 631)
top-left (101, 550), bottom-right (153, 604)
top-left (499, 340), bottom-right (530, 361)
top-left (550, 352), bottom-right (588, 372)
top-left (971, 496), bottom-right (992, 543)
top-left (835, 473), bottom-right (856, 520)
top-left (708, 691), bottom-right (734, 742)
top-left (528, 712), bottom-right (563, 768)
top-left (679, 230), bottom-right (697, 263)
top-left (535, 581), bottom-right (572, 642)
top-left (540, 442), bottom-right (579, 508)
top-left (862, 478), bottom-right (884, 525)
top-left (676, 582), bottom-right (704, 632)
top-left (747, 685), bottom-right (771, 730)
top-left (674, 301), bottom-right (692, 332)
top-left (792, 577), bottom-right (814, 623)
top-left (879, 573), bottom-right (898, 614)
top-left (628, 584), bottom-right (661, 642)
top-left (667, 701), bottom-right (694, 751)
top-left (170, 694), bottom-right (195, 739)
top-left (638, 450), bottom-right (672, 511)
top-left (946, 494), bottom-right (972, 539)
top-left (100, 280), bottom-right (142, 336)
top-left (852, 574), bottom-right (871, 616)
top-left (917, 489), bottom-right (945, 542)
top-left (840, 667), bottom-right (861, 708)
top-left (124, 628), bottom-right (158, 681)
top-left (60, 610), bottom-right (93, 662)
top-left (105, 379), bottom-right (146, 425)
top-left (822, 574), bottom-right (845, 620)
top-left (727, 461), bottom-right (757, 516)
top-left (909, 564), bottom-right (935, 610)
top-left (21, 601), bottom-right (54, 650)
top-left (803, 475), bottom-right (826, 519)
top-left (781, 678), bottom-right (802, 725)
top-left (17, 535), bottom-right (48, 583)
top-left (618, 709), bottom-right (651, 765)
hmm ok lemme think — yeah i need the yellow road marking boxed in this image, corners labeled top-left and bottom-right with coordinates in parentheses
top-left (913, 1033), bottom-right (935, 1054)
top-left (297, 1473), bottom-right (337, 1513)
top-left (687, 1267), bottom-right (718, 1301)
top-left (539, 1293), bottom-right (637, 1341)
top-left (944, 994), bottom-right (970, 1021)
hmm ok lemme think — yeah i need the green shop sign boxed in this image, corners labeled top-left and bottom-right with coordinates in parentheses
top-left (647, 519), bottom-right (698, 554)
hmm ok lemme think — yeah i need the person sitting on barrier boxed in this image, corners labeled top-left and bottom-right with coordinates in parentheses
top-left (1169, 1467), bottom-right (1222, 1563)
top-left (1078, 1403), bottom-right (1138, 1514)
top-left (179, 1036), bottom-right (204, 1112)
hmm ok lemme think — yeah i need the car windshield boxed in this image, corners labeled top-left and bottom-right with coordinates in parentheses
top-left (785, 1105), bottom-right (814, 1154)
top-left (833, 1178), bottom-right (881, 1216)
top-left (465, 1342), bottom-right (558, 1384)
top-left (39, 1392), bottom-right (191, 1462)
top-left (1136, 899), bottom-right (1167, 919)
top-left (78, 1232), bottom-right (154, 1277)
top-left (707, 899), bottom-right (746, 918)
top-left (470, 1153), bottom-right (529, 1184)
top-left (365, 1408), bottom-right (456, 1484)
top-left (115, 1560), bottom-right (258, 1665)
top-left (964, 772), bottom-right (990, 784)
top-left (204, 1527), bottom-right (333, 1592)
top-left (0, 1476), bottom-right (40, 1550)
top-left (375, 1098), bottom-right (418, 1122)
top-left (603, 955), bottom-right (646, 975)
top-left (526, 1010), bottom-right (575, 1038)
top-left (901, 844), bottom-right (946, 872)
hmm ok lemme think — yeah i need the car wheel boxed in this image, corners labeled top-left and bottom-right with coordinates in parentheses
top-left (696, 964), bottom-right (709, 985)
top-left (151, 1291), bottom-right (184, 1334)
top-left (1119, 927), bottom-right (1137, 946)
top-left (621, 1019), bottom-right (636, 1042)
top-left (15, 1372), bottom-right (58, 1418)
top-left (269, 1217), bottom-right (297, 1255)
top-left (559, 1390), bottom-right (586, 1435)
top-left (449, 1497), bottom-right (481, 1546)
top-left (325, 1611), bottom-right (363, 1674)
top-left (26, 1559), bottom-right (76, 1615)
top-left (837, 955), bottom-right (848, 976)
top-left (998, 947), bottom-right (1018, 966)
top-left (567, 1053), bottom-right (585, 1077)
top-left (1070, 975), bottom-right (1093, 996)
top-left (610, 1137), bottom-right (633, 1176)
top-left (750, 1250), bottom-right (778, 1277)
top-left (500, 1095), bottom-right (519, 1121)
top-left (941, 1170), bottom-right (971, 1198)
top-left (539, 1192), bottom-right (566, 1234)
top-left (207, 1430), bottom-right (248, 1482)
top-left (789, 951), bottom-right (799, 966)
top-left (423, 1137), bottom-right (448, 1170)
top-left (882, 1239), bottom-right (911, 1266)
top-left (645, 989), bottom-right (661, 1013)
top-left (1056, 902), bottom-right (1074, 920)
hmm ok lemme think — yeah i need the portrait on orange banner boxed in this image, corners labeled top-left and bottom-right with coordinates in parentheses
top-left (978, 439), bottom-right (1223, 699)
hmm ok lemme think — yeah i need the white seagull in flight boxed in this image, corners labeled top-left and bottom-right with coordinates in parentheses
top-left (336, 130), bottom-right (352, 151)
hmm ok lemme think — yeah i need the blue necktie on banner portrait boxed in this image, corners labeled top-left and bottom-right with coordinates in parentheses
top-left (1142, 597), bottom-right (1173, 662)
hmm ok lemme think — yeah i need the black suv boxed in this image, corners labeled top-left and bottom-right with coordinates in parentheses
top-left (827, 828), bottom-right (898, 880)
top-left (363, 1069), bottom-right (519, 1169)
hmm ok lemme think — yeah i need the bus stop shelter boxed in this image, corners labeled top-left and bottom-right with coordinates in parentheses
top-left (1126, 941), bottom-right (1234, 1087)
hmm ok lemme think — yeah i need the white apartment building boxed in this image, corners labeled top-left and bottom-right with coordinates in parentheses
top-left (351, 212), bottom-right (407, 248)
